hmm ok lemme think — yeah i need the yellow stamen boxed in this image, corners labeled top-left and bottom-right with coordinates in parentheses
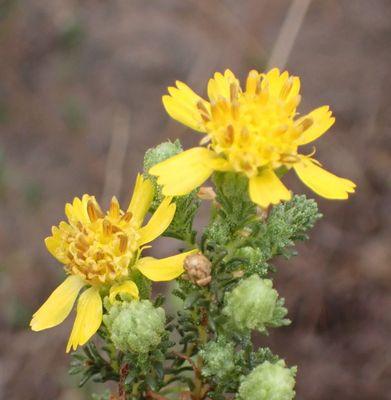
top-left (280, 77), bottom-right (294, 99)
top-left (245, 70), bottom-right (259, 94)
top-left (197, 101), bottom-right (210, 122)
top-left (109, 197), bottom-right (120, 219)
top-left (119, 235), bottom-right (128, 253)
top-left (230, 82), bottom-right (239, 101)
top-left (103, 219), bottom-right (112, 235)
top-left (121, 211), bottom-right (133, 223)
top-left (225, 125), bottom-right (234, 146)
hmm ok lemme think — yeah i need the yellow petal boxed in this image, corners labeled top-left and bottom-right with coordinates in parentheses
top-left (293, 157), bottom-right (356, 199)
top-left (264, 68), bottom-right (300, 101)
top-left (296, 106), bottom-right (335, 145)
top-left (66, 287), bottom-right (102, 353)
top-left (138, 196), bottom-right (176, 245)
top-left (45, 234), bottom-right (68, 264)
top-left (109, 281), bottom-right (139, 303)
top-left (149, 147), bottom-right (226, 196)
top-left (207, 69), bottom-right (239, 102)
top-left (136, 250), bottom-right (198, 281)
top-left (208, 156), bottom-right (231, 171)
top-left (127, 174), bottom-right (154, 228)
top-left (30, 275), bottom-right (85, 331)
top-left (163, 81), bottom-right (208, 132)
top-left (65, 195), bottom-right (92, 226)
top-left (249, 169), bottom-right (291, 209)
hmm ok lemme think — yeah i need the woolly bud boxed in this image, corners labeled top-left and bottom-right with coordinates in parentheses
top-left (223, 275), bottom-right (289, 333)
top-left (104, 300), bottom-right (165, 353)
top-left (183, 253), bottom-right (212, 286)
top-left (237, 360), bottom-right (297, 400)
top-left (200, 338), bottom-right (236, 379)
top-left (143, 140), bottom-right (183, 172)
top-left (143, 140), bottom-right (183, 210)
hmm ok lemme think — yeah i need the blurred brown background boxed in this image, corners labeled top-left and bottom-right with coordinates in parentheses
top-left (0, 0), bottom-right (390, 399)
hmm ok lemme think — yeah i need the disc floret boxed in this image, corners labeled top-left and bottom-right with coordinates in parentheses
top-left (49, 196), bottom-right (141, 286)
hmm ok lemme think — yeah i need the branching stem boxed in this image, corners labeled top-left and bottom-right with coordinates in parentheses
top-left (171, 351), bottom-right (199, 375)
top-left (118, 363), bottom-right (129, 399)
top-left (146, 391), bottom-right (170, 400)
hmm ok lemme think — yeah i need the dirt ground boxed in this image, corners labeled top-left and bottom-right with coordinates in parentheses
top-left (0, 1), bottom-right (390, 399)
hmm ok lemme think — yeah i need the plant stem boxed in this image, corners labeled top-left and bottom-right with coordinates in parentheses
top-left (118, 363), bottom-right (129, 400)
top-left (192, 306), bottom-right (210, 400)
top-left (146, 391), bottom-right (170, 400)
top-left (171, 351), bottom-right (199, 375)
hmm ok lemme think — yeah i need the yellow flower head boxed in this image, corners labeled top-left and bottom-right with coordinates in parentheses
top-left (149, 69), bottom-right (356, 208)
top-left (30, 174), bottom-right (195, 352)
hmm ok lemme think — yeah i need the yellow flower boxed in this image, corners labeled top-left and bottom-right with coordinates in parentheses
top-left (30, 174), bottom-right (195, 352)
top-left (149, 69), bottom-right (356, 208)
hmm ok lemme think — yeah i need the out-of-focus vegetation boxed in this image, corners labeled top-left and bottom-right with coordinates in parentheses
top-left (0, 1), bottom-right (390, 399)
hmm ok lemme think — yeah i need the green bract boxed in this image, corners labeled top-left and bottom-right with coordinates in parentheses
top-left (104, 300), bottom-right (166, 354)
top-left (223, 275), bottom-right (289, 333)
top-left (237, 360), bottom-right (297, 400)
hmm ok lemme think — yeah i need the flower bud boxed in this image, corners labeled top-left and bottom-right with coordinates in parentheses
top-left (104, 300), bottom-right (165, 353)
top-left (200, 338), bottom-right (236, 379)
top-left (183, 253), bottom-right (212, 286)
top-left (143, 140), bottom-right (183, 209)
top-left (223, 275), bottom-right (289, 333)
top-left (233, 246), bottom-right (269, 274)
top-left (197, 186), bottom-right (216, 201)
top-left (143, 140), bottom-right (183, 171)
top-left (237, 360), bottom-right (297, 400)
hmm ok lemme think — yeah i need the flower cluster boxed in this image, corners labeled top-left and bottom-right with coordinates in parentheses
top-left (30, 68), bottom-right (356, 399)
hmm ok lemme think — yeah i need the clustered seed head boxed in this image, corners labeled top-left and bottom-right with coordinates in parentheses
top-left (223, 274), bottom-right (288, 333)
top-left (237, 360), bottom-right (297, 400)
top-left (183, 253), bottom-right (212, 286)
top-left (104, 300), bottom-right (166, 354)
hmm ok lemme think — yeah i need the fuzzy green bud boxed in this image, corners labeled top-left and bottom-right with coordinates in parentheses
top-left (233, 246), bottom-right (269, 275)
top-left (143, 140), bottom-right (182, 210)
top-left (104, 300), bottom-right (165, 353)
top-left (200, 338), bottom-right (236, 379)
top-left (143, 140), bottom-right (200, 242)
top-left (237, 360), bottom-right (297, 400)
top-left (223, 275), bottom-right (289, 333)
top-left (204, 218), bottom-right (231, 246)
top-left (143, 139), bottom-right (183, 172)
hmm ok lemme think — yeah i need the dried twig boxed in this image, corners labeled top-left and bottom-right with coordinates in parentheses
top-left (267, 0), bottom-right (313, 70)
top-left (102, 106), bottom-right (131, 207)
top-left (193, 0), bottom-right (264, 56)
